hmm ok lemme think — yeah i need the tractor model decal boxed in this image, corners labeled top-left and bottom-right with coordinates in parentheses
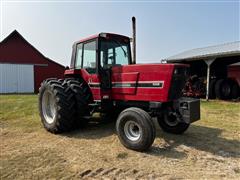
top-left (88, 81), bottom-right (164, 88)
top-left (87, 82), bottom-right (100, 88)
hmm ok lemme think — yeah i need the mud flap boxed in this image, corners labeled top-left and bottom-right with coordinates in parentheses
top-left (174, 97), bottom-right (200, 124)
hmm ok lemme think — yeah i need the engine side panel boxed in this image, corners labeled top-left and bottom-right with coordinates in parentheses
top-left (112, 72), bottom-right (139, 95)
top-left (110, 64), bottom-right (174, 102)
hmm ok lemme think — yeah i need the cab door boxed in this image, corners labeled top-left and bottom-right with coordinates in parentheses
top-left (74, 40), bottom-right (101, 100)
top-left (98, 38), bottom-right (130, 97)
top-left (99, 67), bottom-right (111, 90)
top-left (97, 39), bottom-right (115, 101)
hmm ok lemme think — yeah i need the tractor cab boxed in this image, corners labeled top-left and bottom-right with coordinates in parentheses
top-left (69, 33), bottom-right (132, 71)
top-left (67, 33), bottom-right (132, 90)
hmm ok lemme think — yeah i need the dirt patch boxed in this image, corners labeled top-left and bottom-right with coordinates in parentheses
top-left (0, 95), bottom-right (240, 179)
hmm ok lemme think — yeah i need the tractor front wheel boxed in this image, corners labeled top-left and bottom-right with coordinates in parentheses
top-left (116, 107), bottom-right (156, 151)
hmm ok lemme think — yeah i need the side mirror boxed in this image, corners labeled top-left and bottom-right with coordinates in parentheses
top-left (65, 66), bottom-right (70, 70)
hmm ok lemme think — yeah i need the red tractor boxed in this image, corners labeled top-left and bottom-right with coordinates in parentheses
top-left (39, 33), bottom-right (200, 151)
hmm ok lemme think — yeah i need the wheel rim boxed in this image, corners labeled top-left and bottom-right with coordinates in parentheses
top-left (124, 121), bottom-right (142, 141)
top-left (42, 90), bottom-right (56, 124)
top-left (164, 114), bottom-right (178, 127)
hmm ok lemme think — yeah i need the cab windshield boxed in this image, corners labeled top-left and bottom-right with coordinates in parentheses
top-left (100, 39), bottom-right (130, 69)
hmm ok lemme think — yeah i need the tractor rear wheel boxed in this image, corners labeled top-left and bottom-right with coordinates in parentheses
top-left (63, 78), bottom-right (93, 127)
top-left (157, 111), bottom-right (189, 134)
top-left (116, 107), bottom-right (156, 151)
top-left (215, 79), bottom-right (232, 100)
top-left (38, 79), bottom-right (75, 133)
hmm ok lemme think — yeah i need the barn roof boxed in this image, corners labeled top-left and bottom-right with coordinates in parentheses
top-left (165, 41), bottom-right (240, 62)
top-left (0, 30), bottom-right (64, 67)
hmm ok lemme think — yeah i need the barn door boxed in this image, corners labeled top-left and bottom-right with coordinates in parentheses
top-left (0, 63), bottom-right (34, 93)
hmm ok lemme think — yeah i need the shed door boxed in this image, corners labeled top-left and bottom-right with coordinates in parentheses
top-left (0, 63), bottom-right (34, 93)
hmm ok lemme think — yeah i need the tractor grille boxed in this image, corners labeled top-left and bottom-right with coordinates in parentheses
top-left (168, 67), bottom-right (189, 100)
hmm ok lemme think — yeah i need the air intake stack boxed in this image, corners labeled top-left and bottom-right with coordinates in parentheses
top-left (132, 16), bottom-right (136, 64)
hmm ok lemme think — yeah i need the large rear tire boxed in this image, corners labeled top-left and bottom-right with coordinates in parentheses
top-left (157, 111), bottom-right (189, 134)
top-left (38, 79), bottom-right (75, 133)
top-left (116, 107), bottom-right (156, 151)
top-left (63, 78), bottom-right (93, 127)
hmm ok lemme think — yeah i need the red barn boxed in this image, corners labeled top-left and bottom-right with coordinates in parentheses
top-left (0, 30), bottom-right (65, 93)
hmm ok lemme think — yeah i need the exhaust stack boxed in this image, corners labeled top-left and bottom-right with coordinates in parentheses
top-left (132, 16), bottom-right (136, 64)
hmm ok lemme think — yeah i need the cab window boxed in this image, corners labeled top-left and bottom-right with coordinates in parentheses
top-left (100, 40), bottom-right (129, 69)
top-left (82, 41), bottom-right (97, 74)
top-left (75, 43), bottom-right (83, 69)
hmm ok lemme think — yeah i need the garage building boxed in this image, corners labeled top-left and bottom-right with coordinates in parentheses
top-left (0, 30), bottom-right (65, 93)
top-left (165, 41), bottom-right (240, 100)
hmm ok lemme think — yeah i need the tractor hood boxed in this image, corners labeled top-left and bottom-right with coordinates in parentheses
top-left (110, 63), bottom-right (189, 102)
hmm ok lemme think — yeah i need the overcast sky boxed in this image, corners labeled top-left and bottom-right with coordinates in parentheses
top-left (1, 0), bottom-right (239, 66)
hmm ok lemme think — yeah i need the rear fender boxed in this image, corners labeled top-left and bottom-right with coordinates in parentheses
top-left (64, 69), bottom-right (95, 99)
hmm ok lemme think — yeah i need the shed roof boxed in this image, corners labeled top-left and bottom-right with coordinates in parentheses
top-left (165, 41), bottom-right (240, 62)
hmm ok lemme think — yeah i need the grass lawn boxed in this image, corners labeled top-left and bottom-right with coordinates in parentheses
top-left (0, 95), bottom-right (240, 179)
